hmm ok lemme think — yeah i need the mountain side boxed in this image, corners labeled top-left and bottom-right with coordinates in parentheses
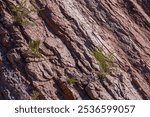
top-left (0, 0), bottom-right (150, 100)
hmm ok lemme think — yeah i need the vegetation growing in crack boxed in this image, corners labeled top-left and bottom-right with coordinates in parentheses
top-left (93, 48), bottom-right (115, 77)
top-left (31, 90), bottom-right (42, 100)
top-left (67, 77), bottom-right (78, 85)
top-left (10, 0), bottom-right (36, 26)
top-left (28, 39), bottom-right (42, 57)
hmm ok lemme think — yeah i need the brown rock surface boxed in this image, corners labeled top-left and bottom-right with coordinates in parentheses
top-left (0, 0), bottom-right (150, 100)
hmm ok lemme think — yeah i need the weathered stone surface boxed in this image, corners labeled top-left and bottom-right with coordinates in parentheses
top-left (0, 0), bottom-right (150, 100)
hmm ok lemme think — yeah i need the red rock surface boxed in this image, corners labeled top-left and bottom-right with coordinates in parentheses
top-left (0, 0), bottom-right (150, 99)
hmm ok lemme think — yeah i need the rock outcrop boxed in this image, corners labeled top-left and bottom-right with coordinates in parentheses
top-left (0, 0), bottom-right (150, 100)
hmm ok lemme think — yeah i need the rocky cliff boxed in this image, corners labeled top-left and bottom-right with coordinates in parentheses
top-left (0, 0), bottom-right (150, 100)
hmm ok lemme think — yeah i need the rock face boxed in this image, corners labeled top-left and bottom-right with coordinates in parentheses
top-left (0, 0), bottom-right (150, 100)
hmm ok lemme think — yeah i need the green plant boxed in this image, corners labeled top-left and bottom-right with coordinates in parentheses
top-left (93, 48), bottom-right (114, 76)
top-left (28, 39), bottom-right (41, 57)
top-left (67, 78), bottom-right (78, 85)
top-left (11, 0), bottom-right (36, 26)
top-left (31, 90), bottom-right (41, 100)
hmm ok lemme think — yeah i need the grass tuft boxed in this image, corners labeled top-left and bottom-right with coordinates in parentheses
top-left (31, 90), bottom-right (41, 100)
top-left (28, 39), bottom-right (42, 57)
top-left (10, 0), bottom-right (36, 26)
top-left (67, 78), bottom-right (78, 85)
top-left (93, 48), bottom-right (115, 77)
